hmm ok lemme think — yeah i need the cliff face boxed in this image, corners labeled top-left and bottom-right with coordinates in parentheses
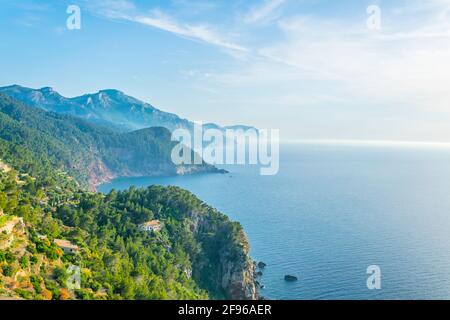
top-left (187, 210), bottom-right (258, 300)
top-left (86, 157), bottom-right (223, 191)
top-left (219, 234), bottom-right (258, 300)
top-left (87, 159), bottom-right (116, 191)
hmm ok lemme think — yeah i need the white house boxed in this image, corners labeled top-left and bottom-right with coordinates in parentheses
top-left (139, 220), bottom-right (163, 233)
top-left (54, 239), bottom-right (80, 254)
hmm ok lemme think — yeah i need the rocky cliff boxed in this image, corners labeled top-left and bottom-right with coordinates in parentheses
top-left (187, 210), bottom-right (258, 300)
top-left (218, 231), bottom-right (258, 300)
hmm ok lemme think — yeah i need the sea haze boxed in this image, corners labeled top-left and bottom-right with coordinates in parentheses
top-left (99, 143), bottom-right (450, 300)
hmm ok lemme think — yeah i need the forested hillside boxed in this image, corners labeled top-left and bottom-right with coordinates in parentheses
top-left (0, 165), bottom-right (256, 299)
top-left (0, 94), bottom-right (220, 190)
top-left (0, 94), bottom-right (257, 300)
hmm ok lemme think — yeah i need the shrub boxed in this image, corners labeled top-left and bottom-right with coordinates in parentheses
top-left (19, 255), bottom-right (29, 268)
top-left (2, 265), bottom-right (13, 277)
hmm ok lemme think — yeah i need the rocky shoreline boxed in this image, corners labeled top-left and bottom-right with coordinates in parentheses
top-left (89, 161), bottom-right (228, 192)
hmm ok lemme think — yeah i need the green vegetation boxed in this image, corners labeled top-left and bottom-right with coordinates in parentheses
top-left (0, 162), bottom-right (248, 299)
top-left (0, 94), bottom-right (253, 300)
top-left (0, 93), bottom-right (217, 190)
top-left (0, 214), bottom-right (12, 226)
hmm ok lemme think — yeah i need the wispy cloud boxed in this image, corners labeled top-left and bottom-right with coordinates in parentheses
top-left (85, 0), bottom-right (136, 19)
top-left (243, 0), bottom-right (286, 24)
top-left (87, 0), bottom-right (247, 52)
top-left (207, 0), bottom-right (450, 114)
top-left (93, 0), bottom-right (450, 113)
top-left (81, 0), bottom-right (450, 140)
top-left (130, 12), bottom-right (248, 52)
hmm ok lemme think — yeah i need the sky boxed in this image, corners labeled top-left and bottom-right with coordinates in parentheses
top-left (1, 0), bottom-right (450, 142)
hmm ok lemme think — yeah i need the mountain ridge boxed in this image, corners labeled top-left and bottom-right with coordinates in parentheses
top-left (0, 85), bottom-right (257, 133)
top-left (0, 93), bottom-right (222, 190)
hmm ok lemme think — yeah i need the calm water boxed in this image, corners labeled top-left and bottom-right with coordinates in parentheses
top-left (99, 143), bottom-right (450, 300)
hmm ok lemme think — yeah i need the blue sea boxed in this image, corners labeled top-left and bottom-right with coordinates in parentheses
top-left (99, 143), bottom-right (450, 300)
